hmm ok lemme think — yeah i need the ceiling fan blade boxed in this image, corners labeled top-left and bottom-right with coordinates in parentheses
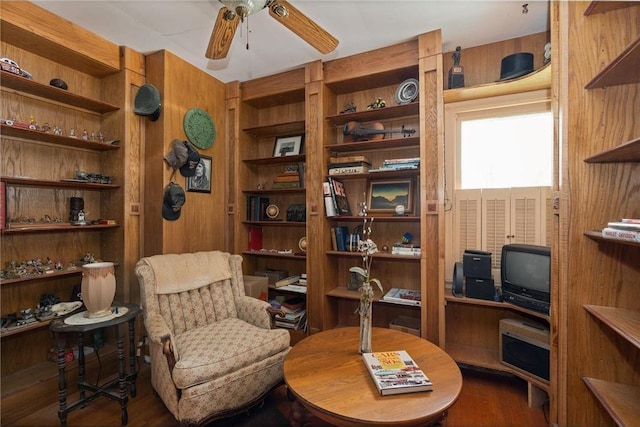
top-left (206, 7), bottom-right (240, 60)
top-left (269, 1), bottom-right (338, 54)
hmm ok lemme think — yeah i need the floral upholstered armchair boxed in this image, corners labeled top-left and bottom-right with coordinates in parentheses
top-left (135, 251), bottom-right (291, 426)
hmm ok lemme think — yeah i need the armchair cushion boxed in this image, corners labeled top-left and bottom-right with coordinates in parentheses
top-left (172, 318), bottom-right (289, 389)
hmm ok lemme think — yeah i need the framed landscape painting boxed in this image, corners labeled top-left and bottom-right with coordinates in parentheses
top-left (367, 179), bottom-right (413, 213)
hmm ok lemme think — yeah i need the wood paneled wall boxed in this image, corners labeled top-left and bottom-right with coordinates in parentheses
top-left (142, 50), bottom-right (228, 257)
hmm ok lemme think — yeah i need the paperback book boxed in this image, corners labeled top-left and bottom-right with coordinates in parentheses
top-left (327, 177), bottom-right (352, 216)
top-left (362, 350), bottom-right (433, 396)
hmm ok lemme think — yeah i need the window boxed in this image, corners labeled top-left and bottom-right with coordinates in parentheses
top-left (460, 111), bottom-right (553, 189)
top-left (444, 90), bottom-right (553, 281)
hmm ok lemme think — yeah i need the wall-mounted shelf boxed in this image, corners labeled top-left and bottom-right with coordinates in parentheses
top-left (584, 231), bottom-right (640, 248)
top-left (0, 269), bottom-right (82, 286)
top-left (326, 136), bottom-right (420, 153)
top-left (583, 137), bottom-right (640, 163)
top-left (243, 154), bottom-right (305, 166)
top-left (326, 251), bottom-right (421, 262)
top-left (325, 169), bottom-right (419, 181)
top-left (584, 38), bottom-right (640, 89)
top-left (583, 377), bottom-right (640, 427)
top-left (241, 250), bottom-right (306, 260)
top-left (443, 63), bottom-right (551, 104)
top-left (242, 121), bottom-right (305, 137)
top-left (326, 103), bottom-right (420, 127)
top-left (584, 305), bottom-right (640, 350)
top-left (2, 224), bottom-right (118, 235)
top-left (0, 72), bottom-right (119, 113)
top-left (445, 293), bottom-right (550, 322)
top-left (329, 215), bottom-right (419, 222)
top-left (1, 176), bottom-right (119, 190)
top-left (584, 1), bottom-right (638, 15)
top-left (242, 221), bottom-right (306, 227)
top-left (0, 125), bottom-right (120, 151)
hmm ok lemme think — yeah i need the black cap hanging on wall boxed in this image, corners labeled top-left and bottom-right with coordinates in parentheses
top-left (134, 84), bottom-right (162, 121)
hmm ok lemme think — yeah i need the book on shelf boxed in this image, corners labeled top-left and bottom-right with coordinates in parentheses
top-left (382, 288), bottom-right (422, 306)
top-left (282, 295), bottom-right (306, 310)
top-left (607, 221), bottom-right (640, 231)
top-left (327, 177), bottom-right (352, 216)
top-left (601, 227), bottom-right (640, 242)
top-left (0, 181), bottom-right (5, 229)
top-left (333, 226), bottom-right (349, 251)
top-left (277, 284), bottom-right (307, 293)
top-left (323, 181), bottom-right (337, 217)
top-left (273, 173), bottom-right (300, 183)
top-left (620, 218), bottom-right (640, 224)
top-left (362, 350), bottom-right (433, 396)
top-left (391, 247), bottom-right (422, 256)
top-left (254, 269), bottom-right (288, 285)
top-left (329, 155), bottom-right (372, 165)
top-left (248, 227), bottom-right (263, 251)
top-left (275, 275), bottom-right (301, 288)
top-left (271, 181), bottom-right (300, 189)
top-left (383, 157), bottom-right (421, 165)
top-left (328, 163), bottom-right (371, 175)
top-left (246, 196), bottom-right (270, 221)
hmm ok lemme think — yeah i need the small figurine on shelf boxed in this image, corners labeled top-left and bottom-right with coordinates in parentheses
top-left (41, 122), bottom-right (51, 133)
top-left (366, 97), bottom-right (386, 110)
top-left (28, 114), bottom-right (38, 131)
top-left (340, 102), bottom-right (357, 114)
top-left (53, 126), bottom-right (63, 135)
top-left (68, 128), bottom-right (76, 138)
top-left (81, 129), bottom-right (89, 140)
top-left (97, 131), bottom-right (105, 143)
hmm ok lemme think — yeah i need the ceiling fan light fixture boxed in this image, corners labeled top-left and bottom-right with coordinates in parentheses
top-left (219, 0), bottom-right (268, 19)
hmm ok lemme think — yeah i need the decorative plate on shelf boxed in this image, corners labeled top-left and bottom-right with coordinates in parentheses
top-left (298, 236), bottom-right (307, 252)
top-left (183, 108), bottom-right (216, 149)
top-left (266, 204), bottom-right (279, 219)
top-left (395, 78), bottom-right (419, 104)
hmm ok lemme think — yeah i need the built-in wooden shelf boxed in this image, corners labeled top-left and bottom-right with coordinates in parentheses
top-left (583, 377), bottom-right (640, 427)
top-left (242, 250), bottom-right (306, 260)
top-left (1, 176), bottom-right (118, 190)
top-left (584, 230), bottom-right (640, 247)
top-left (584, 305), bottom-right (640, 350)
top-left (326, 287), bottom-right (420, 310)
top-left (584, 137), bottom-right (640, 162)
top-left (443, 63), bottom-right (551, 104)
top-left (329, 215), bottom-right (419, 222)
top-left (242, 120), bottom-right (305, 137)
top-left (2, 223), bottom-right (118, 235)
top-left (585, 37), bottom-right (640, 89)
top-left (1, 124), bottom-right (120, 151)
top-left (445, 293), bottom-right (550, 322)
top-left (243, 154), bottom-right (305, 165)
top-left (325, 168), bottom-right (419, 181)
top-left (242, 188), bottom-right (304, 195)
top-left (326, 251), bottom-right (421, 261)
top-left (0, 269), bottom-right (82, 286)
top-left (326, 103), bottom-right (420, 127)
top-left (0, 72), bottom-right (119, 113)
top-left (242, 221), bottom-right (306, 227)
top-left (326, 136), bottom-right (420, 153)
top-left (584, 1), bottom-right (639, 15)
top-left (0, 318), bottom-right (52, 338)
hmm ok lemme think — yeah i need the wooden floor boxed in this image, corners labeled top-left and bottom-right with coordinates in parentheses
top-left (8, 362), bottom-right (548, 427)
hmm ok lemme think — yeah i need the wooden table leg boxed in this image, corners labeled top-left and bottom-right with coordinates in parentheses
top-left (128, 318), bottom-right (137, 398)
top-left (116, 324), bottom-right (128, 425)
top-left (55, 332), bottom-right (68, 427)
top-left (77, 332), bottom-right (85, 404)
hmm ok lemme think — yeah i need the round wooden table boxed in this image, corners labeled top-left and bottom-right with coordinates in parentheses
top-left (283, 327), bottom-right (462, 427)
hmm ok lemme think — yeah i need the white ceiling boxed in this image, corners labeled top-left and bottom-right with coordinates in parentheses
top-left (34, 0), bottom-right (550, 84)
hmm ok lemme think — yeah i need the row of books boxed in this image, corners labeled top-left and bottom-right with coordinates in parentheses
top-left (246, 196), bottom-right (269, 222)
top-left (369, 157), bottom-right (420, 173)
top-left (272, 296), bottom-right (307, 331)
top-left (323, 177), bottom-right (352, 217)
top-left (327, 156), bottom-right (420, 176)
top-left (601, 218), bottom-right (640, 242)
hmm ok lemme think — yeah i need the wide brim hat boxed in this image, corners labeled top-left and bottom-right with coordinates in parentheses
top-left (162, 182), bottom-right (185, 221)
top-left (179, 142), bottom-right (201, 177)
top-left (134, 83), bottom-right (161, 121)
top-left (500, 52), bottom-right (534, 80)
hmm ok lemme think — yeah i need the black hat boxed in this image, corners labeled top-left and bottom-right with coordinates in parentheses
top-left (162, 182), bottom-right (185, 221)
top-left (164, 139), bottom-right (189, 170)
top-left (134, 84), bottom-right (161, 122)
top-left (500, 52), bottom-right (534, 80)
top-left (50, 78), bottom-right (68, 90)
top-left (179, 142), bottom-right (201, 177)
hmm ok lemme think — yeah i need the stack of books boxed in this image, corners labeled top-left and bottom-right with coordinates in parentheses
top-left (601, 218), bottom-right (640, 242)
top-left (272, 165), bottom-right (301, 189)
top-left (327, 155), bottom-right (371, 175)
top-left (246, 196), bottom-right (269, 221)
top-left (391, 242), bottom-right (421, 256)
top-left (274, 296), bottom-right (307, 331)
top-left (370, 157), bottom-right (420, 172)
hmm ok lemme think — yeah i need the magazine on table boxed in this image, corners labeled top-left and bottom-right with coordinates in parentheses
top-left (362, 350), bottom-right (433, 395)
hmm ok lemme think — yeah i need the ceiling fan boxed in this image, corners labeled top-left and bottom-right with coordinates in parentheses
top-left (206, 0), bottom-right (339, 60)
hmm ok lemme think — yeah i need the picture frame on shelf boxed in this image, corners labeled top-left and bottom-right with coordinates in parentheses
top-left (186, 155), bottom-right (212, 193)
top-left (273, 135), bottom-right (304, 157)
top-left (368, 179), bottom-right (413, 213)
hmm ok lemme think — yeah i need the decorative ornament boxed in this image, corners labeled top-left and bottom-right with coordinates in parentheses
top-left (395, 78), bottom-right (419, 104)
top-left (183, 108), bottom-right (216, 149)
top-left (266, 204), bottom-right (279, 219)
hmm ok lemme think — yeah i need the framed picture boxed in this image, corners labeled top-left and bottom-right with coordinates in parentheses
top-left (273, 135), bottom-right (304, 157)
top-left (186, 155), bottom-right (212, 193)
top-left (367, 179), bottom-right (413, 213)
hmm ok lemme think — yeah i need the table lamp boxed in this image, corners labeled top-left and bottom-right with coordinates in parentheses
top-left (81, 262), bottom-right (116, 318)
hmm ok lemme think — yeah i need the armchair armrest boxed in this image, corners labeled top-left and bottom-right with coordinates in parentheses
top-left (267, 306), bottom-right (286, 329)
top-left (236, 296), bottom-right (277, 329)
top-left (145, 314), bottom-right (178, 371)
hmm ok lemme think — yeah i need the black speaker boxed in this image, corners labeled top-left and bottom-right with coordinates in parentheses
top-left (463, 250), bottom-right (492, 279)
top-left (465, 277), bottom-right (495, 301)
top-left (452, 262), bottom-right (464, 297)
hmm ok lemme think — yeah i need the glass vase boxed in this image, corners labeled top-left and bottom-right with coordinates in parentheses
top-left (358, 293), bottom-right (373, 354)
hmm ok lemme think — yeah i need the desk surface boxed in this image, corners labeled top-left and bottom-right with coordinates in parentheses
top-left (50, 302), bottom-right (141, 333)
top-left (284, 327), bottom-right (462, 427)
